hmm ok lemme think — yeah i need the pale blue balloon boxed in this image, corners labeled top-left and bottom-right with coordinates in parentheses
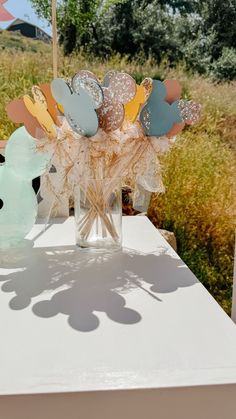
top-left (0, 127), bottom-right (51, 249)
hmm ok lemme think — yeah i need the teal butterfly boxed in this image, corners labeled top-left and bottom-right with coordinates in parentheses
top-left (140, 80), bottom-right (183, 136)
top-left (51, 77), bottom-right (103, 137)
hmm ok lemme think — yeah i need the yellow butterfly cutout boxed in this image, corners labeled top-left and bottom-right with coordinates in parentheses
top-left (23, 86), bottom-right (57, 139)
top-left (124, 84), bottom-right (146, 122)
top-left (57, 103), bottom-right (64, 114)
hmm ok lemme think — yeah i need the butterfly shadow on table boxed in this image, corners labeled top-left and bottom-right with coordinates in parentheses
top-left (0, 242), bottom-right (198, 332)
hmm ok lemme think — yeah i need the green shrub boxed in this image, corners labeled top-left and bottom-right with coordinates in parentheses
top-left (211, 48), bottom-right (236, 82)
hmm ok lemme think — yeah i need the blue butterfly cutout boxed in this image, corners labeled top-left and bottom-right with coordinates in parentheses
top-left (51, 78), bottom-right (102, 137)
top-left (140, 80), bottom-right (183, 136)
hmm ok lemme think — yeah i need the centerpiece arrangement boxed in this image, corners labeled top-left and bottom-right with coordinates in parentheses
top-left (0, 69), bottom-right (201, 250)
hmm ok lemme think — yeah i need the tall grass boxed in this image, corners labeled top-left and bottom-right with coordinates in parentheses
top-left (0, 32), bottom-right (235, 314)
top-left (149, 132), bottom-right (236, 313)
top-left (149, 79), bottom-right (236, 314)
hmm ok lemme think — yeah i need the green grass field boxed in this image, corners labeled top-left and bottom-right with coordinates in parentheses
top-left (0, 30), bottom-right (235, 314)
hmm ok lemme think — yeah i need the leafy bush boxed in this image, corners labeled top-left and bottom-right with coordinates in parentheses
top-left (211, 48), bottom-right (236, 82)
top-left (28, 0), bottom-right (236, 81)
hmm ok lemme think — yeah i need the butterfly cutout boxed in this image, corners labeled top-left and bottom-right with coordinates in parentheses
top-left (163, 80), bottom-right (201, 137)
top-left (51, 77), bottom-right (102, 137)
top-left (97, 70), bottom-right (136, 132)
top-left (23, 86), bottom-right (57, 139)
top-left (140, 79), bottom-right (201, 137)
top-left (162, 79), bottom-right (185, 137)
top-left (6, 99), bottom-right (45, 139)
top-left (124, 77), bottom-right (154, 123)
top-left (141, 77), bottom-right (153, 100)
top-left (0, 0), bottom-right (14, 21)
top-left (124, 84), bottom-right (146, 123)
top-left (70, 70), bottom-right (119, 132)
top-left (140, 80), bottom-right (183, 136)
top-left (6, 85), bottom-right (58, 140)
top-left (72, 70), bottom-right (98, 83)
top-left (72, 72), bottom-right (103, 109)
top-left (67, 70), bottom-right (137, 132)
top-left (40, 83), bottom-right (61, 125)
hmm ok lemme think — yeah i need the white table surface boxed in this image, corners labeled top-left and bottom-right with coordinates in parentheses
top-left (0, 216), bottom-right (236, 419)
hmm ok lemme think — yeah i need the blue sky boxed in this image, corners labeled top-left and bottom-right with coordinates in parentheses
top-left (0, 0), bottom-right (51, 34)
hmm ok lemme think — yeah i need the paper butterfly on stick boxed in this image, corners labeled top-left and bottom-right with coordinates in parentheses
top-left (124, 77), bottom-right (153, 123)
top-left (6, 98), bottom-right (44, 139)
top-left (140, 79), bottom-right (201, 137)
top-left (51, 76), bottom-right (103, 136)
top-left (23, 86), bottom-right (57, 139)
top-left (67, 70), bottom-right (137, 132)
top-left (6, 84), bottom-right (60, 139)
top-left (124, 83), bottom-right (146, 123)
top-left (98, 70), bottom-right (136, 131)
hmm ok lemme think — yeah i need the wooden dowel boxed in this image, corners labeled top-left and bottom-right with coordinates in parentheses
top-left (77, 139), bottom-right (148, 243)
top-left (52, 0), bottom-right (58, 78)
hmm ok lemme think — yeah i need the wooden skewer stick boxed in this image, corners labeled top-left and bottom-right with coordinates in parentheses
top-left (78, 140), bottom-right (149, 240)
top-left (52, 0), bottom-right (58, 78)
top-left (78, 184), bottom-right (119, 242)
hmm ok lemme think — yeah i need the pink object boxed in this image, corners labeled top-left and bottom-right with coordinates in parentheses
top-left (97, 88), bottom-right (124, 132)
top-left (6, 99), bottom-right (44, 139)
top-left (0, 140), bottom-right (6, 153)
top-left (0, 0), bottom-right (14, 21)
top-left (164, 79), bottom-right (182, 104)
top-left (164, 80), bottom-right (201, 137)
top-left (166, 122), bottom-right (185, 138)
top-left (98, 71), bottom-right (136, 132)
top-left (164, 79), bottom-right (184, 137)
top-left (40, 83), bottom-right (61, 125)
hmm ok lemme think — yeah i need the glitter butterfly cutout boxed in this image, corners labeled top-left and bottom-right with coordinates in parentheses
top-left (51, 75), bottom-right (103, 137)
top-left (98, 70), bottom-right (137, 132)
top-left (140, 79), bottom-right (201, 137)
top-left (163, 80), bottom-right (201, 137)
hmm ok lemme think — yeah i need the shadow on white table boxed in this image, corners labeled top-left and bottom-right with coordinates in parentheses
top-left (0, 244), bottom-right (196, 332)
top-left (0, 217), bottom-right (236, 419)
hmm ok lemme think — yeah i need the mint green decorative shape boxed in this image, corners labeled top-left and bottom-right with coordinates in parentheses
top-left (0, 127), bottom-right (51, 249)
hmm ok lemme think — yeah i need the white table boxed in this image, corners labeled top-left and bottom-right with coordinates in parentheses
top-left (0, 216), bottom-right (236, 419)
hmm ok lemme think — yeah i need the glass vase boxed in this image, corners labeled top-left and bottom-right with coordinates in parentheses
top-left (74, 178), bottom-right (122, 252)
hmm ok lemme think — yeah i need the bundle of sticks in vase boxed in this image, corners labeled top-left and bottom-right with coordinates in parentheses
top-left (5, 69), bottom-right (201, 248)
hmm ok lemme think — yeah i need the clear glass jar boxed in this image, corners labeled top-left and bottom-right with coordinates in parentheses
top-left (74, 178), bottom-right (122, 252)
